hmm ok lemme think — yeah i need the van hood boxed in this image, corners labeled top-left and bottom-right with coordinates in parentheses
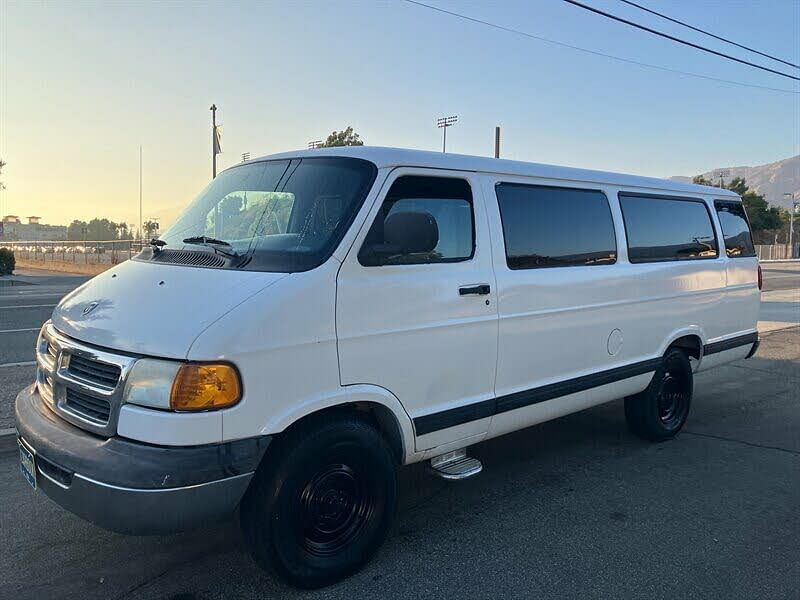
top-left (51, 259), bottom-right (288, 358)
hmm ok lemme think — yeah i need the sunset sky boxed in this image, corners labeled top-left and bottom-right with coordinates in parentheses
top-left (1, 0), bottom-right (798, 232)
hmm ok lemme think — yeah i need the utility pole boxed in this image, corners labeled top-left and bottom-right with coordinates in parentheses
top-left (437, 115), bottom-right (458, 153)
top-left (308, 140), bottom-right (323, 149)
top-left (210, 104), bottom-right (218, 178)
top-left (241, 152), bottom-right (250, 163)
top-left (714, 169), bottom-right (729, 188)
top-left (138, 145), bottom-right (142, 244)
top-left (785, 192), bottom-right (798, 257)
top-left (494, 126), bottom-right (501, 159)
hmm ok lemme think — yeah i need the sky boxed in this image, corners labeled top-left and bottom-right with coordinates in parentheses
top-left (1, 0), bottom-right (798, 231)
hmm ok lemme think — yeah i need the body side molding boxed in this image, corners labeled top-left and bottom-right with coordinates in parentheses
top-left (414, 357), bottom-right (663, 436)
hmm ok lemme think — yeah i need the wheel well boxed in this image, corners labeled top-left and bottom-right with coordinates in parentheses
top-left (280, 402), bottom-right (405, 465)
top-left (668, 335), bottom-right (702, 360)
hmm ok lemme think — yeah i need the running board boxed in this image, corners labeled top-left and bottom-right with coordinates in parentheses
top-left (428, 449), bottom-right (482, 481)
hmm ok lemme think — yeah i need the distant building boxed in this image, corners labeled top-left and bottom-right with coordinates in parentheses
top-left (0, 215), bottom-right (67, 241)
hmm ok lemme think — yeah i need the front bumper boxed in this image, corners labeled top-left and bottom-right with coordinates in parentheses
top-left (15, 384), bottom-right (271, 534)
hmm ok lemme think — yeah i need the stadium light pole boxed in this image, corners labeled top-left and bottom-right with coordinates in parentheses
top-left (139, 145), bottom-right (142, 244)
top-left (437, 115), bottom-right (458, 153)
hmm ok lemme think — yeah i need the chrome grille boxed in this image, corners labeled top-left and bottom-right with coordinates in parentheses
top-left (67, 354), bottom-right (121, 389)
top-left (65, 388), bottom-right (112, 423)
top-left (35, 323), bottom-right (136, 437)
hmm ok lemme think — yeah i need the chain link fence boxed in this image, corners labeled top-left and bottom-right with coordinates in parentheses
top-left (755, 244), bottom-right (799, 261)
top-left (0, 240), bottom-right (145, 267)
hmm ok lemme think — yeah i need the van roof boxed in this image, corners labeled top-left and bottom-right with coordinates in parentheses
top-left (247, 146), bottom-right (740, 198)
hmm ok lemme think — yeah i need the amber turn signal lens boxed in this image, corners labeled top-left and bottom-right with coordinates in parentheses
top-left (170, 363), bottom-right (241, 411)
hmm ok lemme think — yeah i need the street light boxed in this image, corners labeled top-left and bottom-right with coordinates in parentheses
top-left (714, 169), bottom-right (730, 188)
top-left (437, 115), bottom-right (458, 153)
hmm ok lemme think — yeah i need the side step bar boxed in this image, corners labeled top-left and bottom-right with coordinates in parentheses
top-left (429, 448), bottom-right (482, 481)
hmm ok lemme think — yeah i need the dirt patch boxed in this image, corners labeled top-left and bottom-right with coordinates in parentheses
top-left (14, 258), bottom-right (113, 276)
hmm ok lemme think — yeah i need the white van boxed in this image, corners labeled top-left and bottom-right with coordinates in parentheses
top-left (16, 147), bottom-right (761, 587)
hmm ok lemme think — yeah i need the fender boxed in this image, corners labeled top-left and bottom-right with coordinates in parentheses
top-left (259, 383), bottom-right (418, 464)
top-left (658, 325), bottom-right (707, 370)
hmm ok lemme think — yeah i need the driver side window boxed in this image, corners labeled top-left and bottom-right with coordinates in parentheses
top-left (358, 176), bottom-right (474, 266)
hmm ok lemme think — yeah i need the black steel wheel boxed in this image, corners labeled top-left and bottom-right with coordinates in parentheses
top-left (625, 348), bottom-right (693, 441)
top-left (240, 414), bottom-right (397, 589)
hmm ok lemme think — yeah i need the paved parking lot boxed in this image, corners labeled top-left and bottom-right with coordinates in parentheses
top-left (0, 264), bottom-right (798, 599)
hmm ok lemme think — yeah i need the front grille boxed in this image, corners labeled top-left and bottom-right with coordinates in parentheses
top-left (36, 323), bottom-right (136, 436)
top-left (65, 388), bottom-right (112, 423)
top-left (68, 354), bottom-right (121, 388)
top-left (37, 369), bottom-right (54, 402)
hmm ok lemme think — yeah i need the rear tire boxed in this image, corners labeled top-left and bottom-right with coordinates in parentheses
top-left (625, 348), bottom-right (693, 442)
top-left (240, 414), bottom-right (398, 589)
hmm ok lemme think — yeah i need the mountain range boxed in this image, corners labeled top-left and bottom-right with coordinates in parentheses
top-left (671, 155), bottom-right (799, 210)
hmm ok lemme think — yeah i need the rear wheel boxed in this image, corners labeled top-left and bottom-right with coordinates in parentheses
top-left (625, 348), bottom-right (693, 441)
top-left (240, 414), bottom-right (397, 589)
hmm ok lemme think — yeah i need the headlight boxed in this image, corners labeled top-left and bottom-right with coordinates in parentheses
top-left (123, 359), bottom-right (241, 411)
top-left (123, 359), bottom-right (181, 410)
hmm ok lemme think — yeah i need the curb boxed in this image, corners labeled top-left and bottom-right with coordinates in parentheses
top-left (760, 259), bottom-right (800, 263)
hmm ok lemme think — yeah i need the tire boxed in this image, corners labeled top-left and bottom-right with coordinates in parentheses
top-left (624, 348), bottom-right (693, 442)
top-left (240, 413), bottom-right (398, 589)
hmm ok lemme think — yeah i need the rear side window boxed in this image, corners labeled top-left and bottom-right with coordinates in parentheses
top-left (358, 176), bottom-right (474, 266)
top-left (495, 183), bottom-right (617, 269)
top-left (619, 194), bottom-right (718, 262)
top-left (714, 201), bottom-right (756, 257)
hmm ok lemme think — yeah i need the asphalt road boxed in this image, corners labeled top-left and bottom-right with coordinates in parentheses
top-left (0, 264), bottom-right (798, 599)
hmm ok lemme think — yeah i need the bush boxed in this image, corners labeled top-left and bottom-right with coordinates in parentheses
top-left (0, 248), bottom-right (15, 275)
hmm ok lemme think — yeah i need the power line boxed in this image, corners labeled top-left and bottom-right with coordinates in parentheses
top-left (562, 0), bottom-right (799, 81)
top-left (618, 0), bottom-right (799, 70)
top-left (403, 0), bottom-right (799, 95)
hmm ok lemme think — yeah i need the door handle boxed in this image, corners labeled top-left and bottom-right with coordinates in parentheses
top-left (459, 284), bottom-right (491, 296)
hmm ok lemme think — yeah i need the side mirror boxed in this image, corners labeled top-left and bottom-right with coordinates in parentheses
top-left (359, 211), bottom-right (439, 266)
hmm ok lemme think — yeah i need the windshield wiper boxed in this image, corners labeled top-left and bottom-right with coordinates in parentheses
top-left (182, 236), bottom-right (239, 258)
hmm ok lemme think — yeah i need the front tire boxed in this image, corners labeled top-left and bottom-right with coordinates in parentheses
top-left (625, 348), bottom-right (693, 441)
top-left (240, 414), bottom-right (398, 589)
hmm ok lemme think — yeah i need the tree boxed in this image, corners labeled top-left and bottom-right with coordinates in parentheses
top-left (67, 220), bottom-right (88, 241)
top-left (692, 175), bottom-right (784, 236)
top-left (318, 126), bottom-right (364, 147)
top-left (143, 219), bottom-right (160, 239)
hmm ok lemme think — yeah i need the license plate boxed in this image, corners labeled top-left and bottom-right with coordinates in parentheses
top-left (18, 440), bottom-right (36, 489)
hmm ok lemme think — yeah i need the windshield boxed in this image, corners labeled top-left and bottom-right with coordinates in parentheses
top-left (158, 157), bottom-right (377, 272)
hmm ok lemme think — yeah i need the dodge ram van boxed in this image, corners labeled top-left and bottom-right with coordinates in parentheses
top-left (16, 147), bottom-right (761, 588)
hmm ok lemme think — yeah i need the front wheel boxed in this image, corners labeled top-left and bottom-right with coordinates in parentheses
top-left (625, 348), bottom-right (693, 441)
top-left (240, 414), bottom-right (398, 589)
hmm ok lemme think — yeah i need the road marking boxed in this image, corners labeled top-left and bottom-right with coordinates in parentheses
top-left (0, 361), bottom-right (36, 368)
top-left (0, 427), bottom-right (17, 437)
top-left (0, 304), bottom-right (57, 309)
top-left (0, 292), bottom-right (67, 298)
top-left (0, 328), bottom-right (40, 334)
